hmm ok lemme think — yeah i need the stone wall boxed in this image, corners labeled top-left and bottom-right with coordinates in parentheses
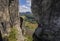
top-left (0, 0), bottom-right (24, 41)
top-left (31, 0), bottom-right (60, 41)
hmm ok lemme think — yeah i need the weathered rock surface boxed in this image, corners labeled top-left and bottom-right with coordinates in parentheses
top-left (0, 0), bottom-right (24, 41)
top-left (31, 0), bottom-right (60, 41)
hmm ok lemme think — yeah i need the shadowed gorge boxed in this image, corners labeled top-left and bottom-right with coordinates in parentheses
top-left (1, 0), bottom-right (60, 41)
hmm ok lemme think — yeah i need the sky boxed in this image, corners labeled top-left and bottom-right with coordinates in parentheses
top-left (19, 0), bottom-right (31, 12)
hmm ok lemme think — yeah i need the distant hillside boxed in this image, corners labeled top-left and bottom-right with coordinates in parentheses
top-left (19, 12), bottom-right (32, 16)
top-left (20, 12), bottom-right (36, 23)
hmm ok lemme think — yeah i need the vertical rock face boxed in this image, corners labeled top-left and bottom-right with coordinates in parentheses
top-left (0, 0), bottom-right (9, 35)
top-left (0, 0), bottom-right (24, 41)
top-left (31, 0), bottom-right (60, 41)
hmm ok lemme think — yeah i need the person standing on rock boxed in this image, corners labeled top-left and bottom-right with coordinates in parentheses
top-left (20, 17), bottom-right (24, 35)
top-left (20, 17), bottom-right (23, 29)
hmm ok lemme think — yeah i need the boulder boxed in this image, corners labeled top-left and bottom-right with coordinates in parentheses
top-left (31, 0), bottom-right (60, 41)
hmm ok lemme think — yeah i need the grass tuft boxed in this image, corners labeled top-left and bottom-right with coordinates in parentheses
top-left (8, 27), bottom-right (17, 41)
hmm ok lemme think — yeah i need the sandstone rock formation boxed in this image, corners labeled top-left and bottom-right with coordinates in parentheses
top-left (31, 0), bottom-right (60, 41)
top-left (0, 0), bottom-right (24, 41)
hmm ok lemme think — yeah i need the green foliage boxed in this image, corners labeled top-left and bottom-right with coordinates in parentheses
top-left (25, 21), bottom-right (38, 30)
top-left (24, 14), bottom-right (36, 24)
top-left (8, 27), bottom-right (17, 41)
top-left (21, 14), bottom-right (38, 41)
top-left (24, 35), bottom-right (33, 41)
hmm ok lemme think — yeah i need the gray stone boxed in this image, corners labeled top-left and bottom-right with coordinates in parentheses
top-left (0, 0), bottom-right (24, 41)
top-left (31, 0), bottom-right (60, 41)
